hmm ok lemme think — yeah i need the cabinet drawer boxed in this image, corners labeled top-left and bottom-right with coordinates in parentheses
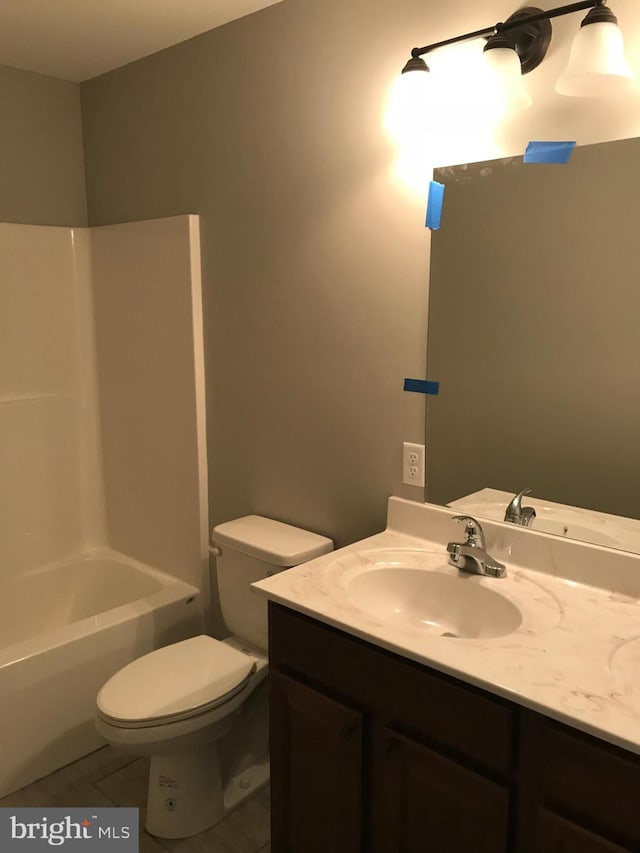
top-left (539, 724), bottom-right (640, 844)
top-left (270, 603), bottom-right (515, 774)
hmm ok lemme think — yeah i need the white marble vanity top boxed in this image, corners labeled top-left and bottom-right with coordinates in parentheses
top-left (253, 498), bottom-right (640, 755)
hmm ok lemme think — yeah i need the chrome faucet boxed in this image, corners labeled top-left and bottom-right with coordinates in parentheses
top-left (447, 515), bottom-right (506, 578)
top-left (504, 488), bottom-right (536, 527)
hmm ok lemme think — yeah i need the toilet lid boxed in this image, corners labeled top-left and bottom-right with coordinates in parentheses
top-left (97, 635), bottom-right (256, 725)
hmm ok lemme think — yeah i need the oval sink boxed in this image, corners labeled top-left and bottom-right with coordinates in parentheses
top-left (347, 567), bottom-right (523, 639)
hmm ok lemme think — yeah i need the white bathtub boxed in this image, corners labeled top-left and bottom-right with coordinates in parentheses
top-left (0, 549), bottom-right (203, 797)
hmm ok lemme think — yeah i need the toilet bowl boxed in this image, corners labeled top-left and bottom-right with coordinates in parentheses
top-left (96, 635), bottom-right (269, 838)
top-left (95, 516), bottom-right (332, 839)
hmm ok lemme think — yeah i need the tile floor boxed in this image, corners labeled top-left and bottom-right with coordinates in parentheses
top-left (0, 748), bottom-right (271, 853)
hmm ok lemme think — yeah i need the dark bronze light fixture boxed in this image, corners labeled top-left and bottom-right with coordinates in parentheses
top-left (400, 0), bottom-right (634, 105)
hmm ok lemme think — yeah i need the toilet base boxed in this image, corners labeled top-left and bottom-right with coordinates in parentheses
top-left (145, 749), bottom-right (270, 840)
top-left (146, 744), bottom-right (224, 839)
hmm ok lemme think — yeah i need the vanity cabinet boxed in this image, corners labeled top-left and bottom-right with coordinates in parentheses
top-left (534, 812), bottom-right (628, 853)
top-left (269, 670), bottom-right (363, 852)
top-left (518, 713), bottom-right (638, 852)
top-left (268, 603), bottom-right (640, 853)
top-left (369, 727), bottom-right (510, 853)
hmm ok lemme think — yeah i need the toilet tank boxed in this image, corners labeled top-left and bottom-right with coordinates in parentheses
top-left (212, 516), bottom-right (333, 650)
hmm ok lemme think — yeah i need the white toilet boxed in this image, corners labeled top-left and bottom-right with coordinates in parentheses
top-left (95, 515), bottom-right (333, 839)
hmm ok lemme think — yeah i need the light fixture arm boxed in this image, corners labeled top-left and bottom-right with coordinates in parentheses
top-left (409, 0), bottom-right (605, 60)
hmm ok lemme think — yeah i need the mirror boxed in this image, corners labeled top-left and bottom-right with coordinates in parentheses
top-left (426, 135), bottom-right (640, 554)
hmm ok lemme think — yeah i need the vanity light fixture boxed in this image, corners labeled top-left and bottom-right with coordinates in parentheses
top-left (555, 3), bottom-right (634, 96)
top-left (398, 0), bottom-right (634, 126)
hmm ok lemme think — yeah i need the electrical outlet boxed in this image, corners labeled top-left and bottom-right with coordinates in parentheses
top-left (403, 442), bottom-right (425, 487)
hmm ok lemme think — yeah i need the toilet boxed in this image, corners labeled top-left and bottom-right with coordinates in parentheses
top-left (95, 515), bottom-right (333, 839)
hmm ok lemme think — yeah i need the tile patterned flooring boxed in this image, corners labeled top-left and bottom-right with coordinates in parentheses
top-left (0, 748), bottom-right (271, 853)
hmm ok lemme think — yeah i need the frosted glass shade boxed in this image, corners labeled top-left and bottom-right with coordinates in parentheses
top-left (385, 67), bottom-right (433, 144)
top-left (482, 47), bottom-right (532, 116)
top-left (555, 21), bottom-right (634, 97)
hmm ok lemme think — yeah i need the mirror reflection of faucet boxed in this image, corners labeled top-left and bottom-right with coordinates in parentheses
top-left (447, 515), bottom-right (506, 578)
top-left (504, 488), bottom-right (537, 527)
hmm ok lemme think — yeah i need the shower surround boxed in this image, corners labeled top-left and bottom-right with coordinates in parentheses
top-left (0, 215), bottom-right (208, 796)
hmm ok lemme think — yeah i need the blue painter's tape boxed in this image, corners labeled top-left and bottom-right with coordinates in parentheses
top-left (404, 378), bottom-right (440, 396)
top-left (425, 180), bottom-right (445, 230)
top-left (524, 141), bottom-right (576, 164)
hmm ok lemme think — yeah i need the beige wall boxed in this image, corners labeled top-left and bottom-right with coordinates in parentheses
top-left (0, 64), bottom-right (87, 226)
top-left (80, 0), bottom-right (432, 547)
top-left (79, 0), bottom-right (640, 548)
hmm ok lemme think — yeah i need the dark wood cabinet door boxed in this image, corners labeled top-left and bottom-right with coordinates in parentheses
top-left (518, 711), bottom-right (640, 851)
top-left (269, 669), bottom-right (363, 853)
top-left (370, 728), bottom-right (510, 853)
top-left (536, 810), bottom-right (630, 853)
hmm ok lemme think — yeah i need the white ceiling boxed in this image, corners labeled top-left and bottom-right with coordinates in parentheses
top-left (0, 0), bottom-right (282, 83)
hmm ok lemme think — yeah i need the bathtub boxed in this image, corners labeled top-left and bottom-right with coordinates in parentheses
top-left (0, 549), bottom-right (203, 797)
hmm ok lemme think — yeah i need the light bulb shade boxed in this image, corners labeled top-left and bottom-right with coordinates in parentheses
top-left (385, 61), bottom-right (433, 144)
top-left (482, 47), bottom-right (533, 115)
top-left (555, 21), bottom-right (634, 97)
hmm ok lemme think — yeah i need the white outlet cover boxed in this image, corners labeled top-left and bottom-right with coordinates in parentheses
top-left (403, 442), bottom-right (425, 487)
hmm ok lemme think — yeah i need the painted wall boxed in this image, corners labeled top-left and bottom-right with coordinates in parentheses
top-left (81, 0), bottom-right (431, 548)
top-left (80, 0), bottom-right (640, 547)
top-left (0, 64), bottom-right (87, 226)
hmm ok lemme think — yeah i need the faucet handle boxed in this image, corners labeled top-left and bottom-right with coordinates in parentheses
top-left (451, 515), bottom-right (485, 547)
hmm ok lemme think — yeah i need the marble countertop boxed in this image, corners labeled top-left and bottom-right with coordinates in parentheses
top-left (253, 498), bottom-right (640, 755)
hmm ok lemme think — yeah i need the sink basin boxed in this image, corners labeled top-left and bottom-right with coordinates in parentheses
top-left (346, 565), bottom-right (523, 639)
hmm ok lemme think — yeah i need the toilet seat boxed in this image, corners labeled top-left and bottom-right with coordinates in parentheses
top-left (97, 635), bottom-right (257, 728)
